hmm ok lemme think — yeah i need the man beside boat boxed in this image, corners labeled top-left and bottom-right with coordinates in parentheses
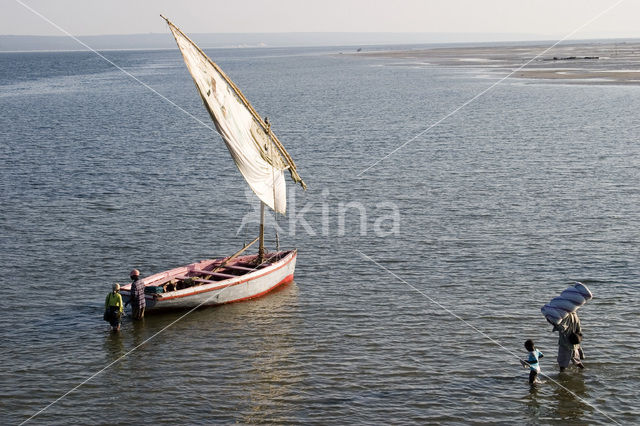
top-left (129, 269), bottom-right (145, 320)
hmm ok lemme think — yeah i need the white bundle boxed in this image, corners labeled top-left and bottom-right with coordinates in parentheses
top-left (541, 282), bottom-right (593, 325)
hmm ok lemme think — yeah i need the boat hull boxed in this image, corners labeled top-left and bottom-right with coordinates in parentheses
top-left (120, 250), bottom-right (297, 312)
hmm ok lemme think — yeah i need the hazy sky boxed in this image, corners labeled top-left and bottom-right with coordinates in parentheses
top-left (2, 0), bottom-right (639, 39)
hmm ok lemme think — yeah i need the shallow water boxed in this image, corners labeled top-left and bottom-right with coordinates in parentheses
top-left (1, 45), bottom-right (639, 424)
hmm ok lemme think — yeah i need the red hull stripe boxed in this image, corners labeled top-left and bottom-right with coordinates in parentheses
top-left (151, 251), bottom-right (297, 302)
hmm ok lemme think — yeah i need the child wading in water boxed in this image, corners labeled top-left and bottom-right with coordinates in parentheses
top-left (520, 339), bottom-right (544, 384)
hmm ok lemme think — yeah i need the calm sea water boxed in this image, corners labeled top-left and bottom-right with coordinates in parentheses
top-left (1, 44), bottom-right (639, 424)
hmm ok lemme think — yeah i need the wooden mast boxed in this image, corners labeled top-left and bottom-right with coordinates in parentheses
top-left (258, 201), bottom-right (265, 263)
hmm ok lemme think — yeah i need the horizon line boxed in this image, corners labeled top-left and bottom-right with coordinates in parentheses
top-left (3, 31), bottom-right (640, 38)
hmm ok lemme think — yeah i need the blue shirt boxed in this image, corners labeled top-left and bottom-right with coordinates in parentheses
top-left (527, 349), bottom-right (543, 371)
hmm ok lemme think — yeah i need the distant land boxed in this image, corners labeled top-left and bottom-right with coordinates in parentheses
top-left (357, 40), bottom-right (640, 85)
top-left (1, 32), bottom-right (560, 52)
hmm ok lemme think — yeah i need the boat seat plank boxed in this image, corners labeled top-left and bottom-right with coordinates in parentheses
top-left (192, 278), bottom-right (217, 284)
top-left (190, 270), bottom-right (238, 279)
top-left (236, 262), bottom-right (269, 269)
top-left (207, 272), bottom-right (237, 279)
top-left (225, 265), bottom-right (256, 272)
top-left (190, 273), bottom-right (236, 284)
top-left (189, 269), bottom-right (213, 275)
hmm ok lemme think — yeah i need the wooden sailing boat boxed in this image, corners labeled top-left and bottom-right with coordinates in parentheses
top-left (120, 16), bottom-right (306, 311)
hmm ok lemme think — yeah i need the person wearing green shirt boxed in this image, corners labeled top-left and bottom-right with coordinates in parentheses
top-left (104, 283), bottom-right (124, 331)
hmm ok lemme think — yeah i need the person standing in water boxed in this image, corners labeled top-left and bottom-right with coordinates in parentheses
top-left (520, 339), bottom-right (544, 384)
top-left (104, 283), bottom-right (124, 331)
top-left (554, 311), bottom-right (585, 371)
top-left (129, 269), bottom-right (146, 320)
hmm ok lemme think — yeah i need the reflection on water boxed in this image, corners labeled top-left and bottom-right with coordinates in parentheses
top-left (240, 283), bottom-right (305, 423)
top-left (103, 331), bottom-right (125, 362)
top-left (523, 383), bottom-right (542, 422)
top-left (552, 371), bottom-right (592, 423)
top-left (519, 371), bottom-right (594, 424)
top-left (130, 317), bottom-right (147, 348)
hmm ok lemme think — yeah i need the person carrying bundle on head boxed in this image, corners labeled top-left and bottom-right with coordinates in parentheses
top-left (553, 311), bottom-right (585, 371)
top-left (542, 282), bottom-right (590, 372)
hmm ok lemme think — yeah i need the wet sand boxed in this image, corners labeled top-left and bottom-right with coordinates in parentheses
top-left (355, 41), bottom-right (640, 84)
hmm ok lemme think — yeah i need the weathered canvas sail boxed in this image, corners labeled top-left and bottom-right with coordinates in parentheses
top-left (163, 16), bottom-right (305, 213)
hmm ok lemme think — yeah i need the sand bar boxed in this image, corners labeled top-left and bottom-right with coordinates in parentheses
top-left (354, 41), bottom-right (640, 84)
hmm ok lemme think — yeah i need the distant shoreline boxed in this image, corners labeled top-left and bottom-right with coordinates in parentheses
top-left (353, 40), bottom-right (640, 85)
top-left (2, 32), bottom-right (639, 53)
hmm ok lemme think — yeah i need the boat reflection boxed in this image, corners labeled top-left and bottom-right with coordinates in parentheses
top-left (235, 282), bottom-right (305, 422)
top-left (110, 280), bottom-right (303, 421)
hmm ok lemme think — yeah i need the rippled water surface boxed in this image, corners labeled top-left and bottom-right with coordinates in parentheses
top-left (1, 45), bottom-right (639, 424)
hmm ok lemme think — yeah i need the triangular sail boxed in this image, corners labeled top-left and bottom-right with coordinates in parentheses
top-left (163, 16), bottom-right (306, 214)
